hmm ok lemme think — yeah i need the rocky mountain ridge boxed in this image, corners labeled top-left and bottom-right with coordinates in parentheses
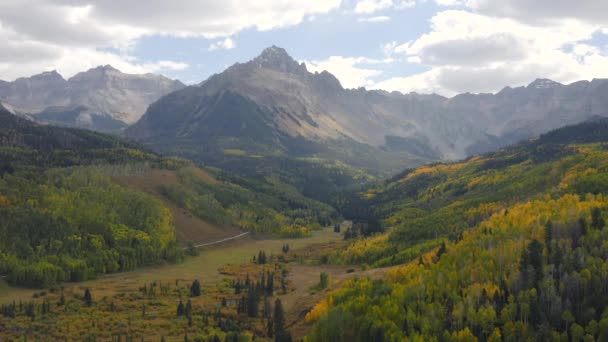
top-left (0, 66), bottom-right (185, 132)
top-left (127, 46), bottom-right (608, 172)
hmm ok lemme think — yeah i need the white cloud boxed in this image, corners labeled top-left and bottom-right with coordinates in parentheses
top-left (377, 10), bottom-right (608, 95)
top-left (0, 46), bottom-right (189, 82)
top-left (395, 0), bottom-right (416, 9)
top-left (434, 0), bottom-right (468, 6)
top-left (0, 0), bottom-right (342, 80)
top-left (306, 56), bottom-right (384, 89)
top-left (381, 41), bottom-right (398, 56)
top-left (372, 69), bottom-right (442, 94)
top-left (208, 38), bottom-right (236, 51)
top-left (409, 33), bottom-right (530, 66)
top-left (355, 0), bottom-right (393, 14)
top-left (354, 0), bottom-right (414, 14)
top-left (141, 60), bottom-right (190, 72)
top-left (468, 0), bottom-right (608, 26)
top-left (358, 16), bottom-right (391, 23)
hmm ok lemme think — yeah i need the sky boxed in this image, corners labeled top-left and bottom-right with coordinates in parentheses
top-left (1, 0), bottom-right (608, 96)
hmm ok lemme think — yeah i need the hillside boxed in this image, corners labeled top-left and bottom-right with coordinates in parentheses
top-left (305, 119), bottom-right (608, 340)
top-left (0, 66), bottom-right (184, 132)
top-left (0, 103), bottom-right (336, 289)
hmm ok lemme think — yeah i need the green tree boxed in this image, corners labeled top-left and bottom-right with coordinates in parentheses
top-left (319, 272), bottom-right (329, 290)
top-left (273, 298), bottom-right (291, 341)
top-left (177, 300), bottom-right (185, 317)
top-left (592, 208), bottom-right (605, 230)
top-left (190, 279), bottom-right (201, 297)
top-left (186, 299), bottom-right (193, 326)
top-left (83, 288), bottom-right (93, 307)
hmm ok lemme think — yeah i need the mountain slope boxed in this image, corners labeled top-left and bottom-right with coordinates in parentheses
top-left (0, 66), bottom-right (185, 132)
top-left (0, 103), bottom-right (336, 288)
top-left (307, 119), bottom-right (608, 341)
top-left (128, 46), bottom-right (608, 176)
top-left (334, 118), bottom-right (608, 264)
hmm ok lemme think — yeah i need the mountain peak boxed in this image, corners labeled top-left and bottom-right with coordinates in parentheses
top-left (528, 78), bottom-right (562, 89)
top-left (94, 64), bottom-right (120, 73)
top-left (29, 70), bottom-right (65, 82)
top-left (250, 46), bottom-right (307, 75)
top-left (258, 45), bottom-right (293, 60)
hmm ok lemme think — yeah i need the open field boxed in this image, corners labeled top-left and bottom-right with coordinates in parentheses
top-left (0, 226), bottom-right (356, 340)
top-left (0, 227), bottom-right (343, 303)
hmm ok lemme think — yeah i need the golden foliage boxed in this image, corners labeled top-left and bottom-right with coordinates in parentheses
top-left (305, 295), bottom-right (334, 323)
top-left (0, 194), bottom-right (9, 207)
top-left (400, 162), bottom-right (468, 183)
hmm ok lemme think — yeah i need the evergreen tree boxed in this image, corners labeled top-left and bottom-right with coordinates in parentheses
top-left (592, 207), bottom-right (605, 230)
top-left (83, 288), bottom-right (93, 307)
top-left (186, 299), bottom-right (193, 326)
top-left (267, 319), bottom-right (274, 338)
top-left (190, 279), bottom-right (201, 297)
top-left (319, 272), bottom-right (329, 289)
top-left (247, 284), bottom-right (259, 317)
top-left (266, 273), bottom-right (274, 295)
top-left (435, 241), bottom-right (447, 261)
top-left (544, 220), bottom-right (553, 254)
top-left (235, 279), bottom-right (241, 295)
top-left (273, 298), bottom-right (286, 336)
top-left (177, 300), bottom-right (185, 317)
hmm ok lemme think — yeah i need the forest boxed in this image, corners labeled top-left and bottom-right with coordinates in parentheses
top-left (306, 120), bottom-right (608, 341)
top-left (0, 105), bottom-right (337, 289)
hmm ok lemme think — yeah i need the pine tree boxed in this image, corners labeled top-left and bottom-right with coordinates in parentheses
top-left (177, 300), bottom-right (185, 317)
top-left (267, 319), bottom-right (274, 338)
top-left (544, 220), bottom-right (553, 254)
top-left (247, 284), bottom-right (259, 317)
top-left (186, 299), bottom-right (193, 326)
top-left (83, 288), bottom-right (93, 307)
top-left (435, 241), bottom-right (447, 261)
top-left (273, 298), bottom-right (286, 335)
top-left (592, 207), bottom-right (605, 230)
top-left (190, 279), bottom-right (201, 297)
top-left (235, 279), bottom-right (241, 295)
top-left (266, 273), bottom-right (274, 295)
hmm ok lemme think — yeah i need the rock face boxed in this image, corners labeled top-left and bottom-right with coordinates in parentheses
top-left (0, 66), bottom-right (185, 132)
top-left (127, 46), bottom-right (608, 172)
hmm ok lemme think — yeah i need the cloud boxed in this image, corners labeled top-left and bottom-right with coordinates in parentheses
top-left (469, 0), bottom-right (608, 26)
top-left (357, 16), bottom-right (391, 23)
top-left (355, 0), bottom-right (393, 14)
top-left (141, 60), bottom-right (190, 72)
top-left (375, 10), bottom-right (608, 95)
top-left (354, 0), bottom-right (414, 14)
top-left (409, 33), bottom-right (529, 66)
top-left (209, 38), bottom-right (236, 51)
top-left (0, 0), bottom-right (342, 80)
top-left (306, 56), bottom-right (384, 89)
top-left (434, 0), bottom-right (468, 6)
top-left (372, 69), bottom-right (441, 94)
top-left (381, 41), bottom-right (398, 56)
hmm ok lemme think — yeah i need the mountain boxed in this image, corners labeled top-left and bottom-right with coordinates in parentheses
top-left (307, 118), bottom-right (608, 340)
top-left (126, 46), bottom-right (436, 175)
top-left (127, 46), bottom-right (608, 176)
top-left (0, 66), bottom-right (185, 132)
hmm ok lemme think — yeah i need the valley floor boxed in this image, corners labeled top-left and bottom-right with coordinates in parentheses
top-left (0, 226), bottom-right (359, 340)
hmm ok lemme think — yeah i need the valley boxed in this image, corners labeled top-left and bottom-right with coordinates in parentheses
top-left (2, 38), bottom-right (608, 341)
top-left (0, 226), bottom-right (353, 340)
